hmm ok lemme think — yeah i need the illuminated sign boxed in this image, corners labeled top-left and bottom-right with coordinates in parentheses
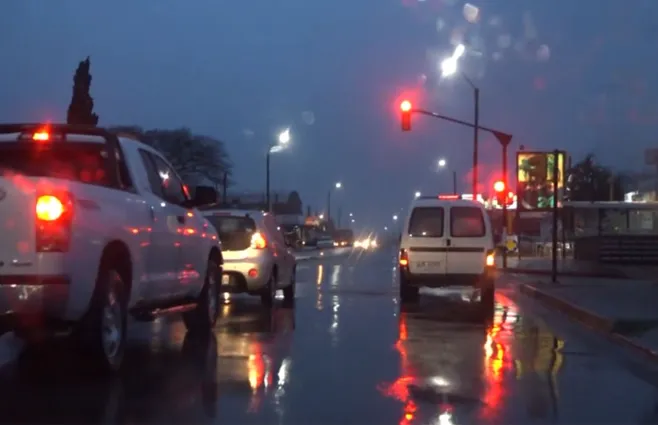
top-left (516, 151), bottom-right (566, 211)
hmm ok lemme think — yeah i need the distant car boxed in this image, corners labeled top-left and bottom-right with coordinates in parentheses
top-left (203, 209), bottom-right (296, 306)
top-left (317, 236), bottom-right (335, 249)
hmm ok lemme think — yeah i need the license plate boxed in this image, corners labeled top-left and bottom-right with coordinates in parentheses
top-left (416, 261), bottom-right (441, 269)
top-left (222, 274), bottom-right (230, 285)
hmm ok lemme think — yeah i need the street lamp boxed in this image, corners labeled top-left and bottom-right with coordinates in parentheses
top-left (414, 191), bottom-right (421, 199)
top-left (393, 215), bottom-right (398, 221)
top-left (436, 158), bottom-right (457, 195)
top-left (327, 181), bottom-right (342, 226)
top-left (266, 128), bottom-right (291, 211)
top-left (440, 43), bottom-right (480, 199)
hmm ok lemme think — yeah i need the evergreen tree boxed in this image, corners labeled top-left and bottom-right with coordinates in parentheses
top-left (66, 56), bottom-right (99, 125)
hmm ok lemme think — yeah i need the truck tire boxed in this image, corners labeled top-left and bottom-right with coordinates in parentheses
top-left (183, 259), bottom-right (220, 333)
top-left (78, 266), bottom-right (128, 374)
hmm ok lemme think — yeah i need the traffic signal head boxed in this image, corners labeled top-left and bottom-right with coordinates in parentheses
top-left (400, 100), bottom-right (412, 131)
top-left (493, 180), bottom-right (506, 205)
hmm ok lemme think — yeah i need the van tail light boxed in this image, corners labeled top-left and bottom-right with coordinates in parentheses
top-left (250, 232), bottom-right (267, 249)
top-left (485, 249), bottom-right (495, 267)
top-left (399, 249), bottom-right (409, 268)
top-left (36, 192), bottom-right (74, 252)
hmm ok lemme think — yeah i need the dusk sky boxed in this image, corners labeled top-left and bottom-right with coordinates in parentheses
top-left (1, 0), bottom-right (657, 230)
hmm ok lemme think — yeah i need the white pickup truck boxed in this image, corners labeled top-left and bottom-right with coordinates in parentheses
top-left (0, 123), bottom-right (223, 373)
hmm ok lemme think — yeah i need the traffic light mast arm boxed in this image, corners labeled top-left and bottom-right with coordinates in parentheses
top-left (410, 108), bottom-right (511, 146)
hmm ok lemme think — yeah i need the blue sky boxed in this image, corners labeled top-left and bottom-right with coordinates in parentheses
top-left (1, 0), bottom-right (657, 230)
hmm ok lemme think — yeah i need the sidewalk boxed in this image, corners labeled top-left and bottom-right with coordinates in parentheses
top-left (499, 256), bottom-right (658, 281)
top-left (519, 275), bottom-right (658, 363)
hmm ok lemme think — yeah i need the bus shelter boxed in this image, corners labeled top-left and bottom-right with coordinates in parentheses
top-left (565, 201), bottom-right (658, 264)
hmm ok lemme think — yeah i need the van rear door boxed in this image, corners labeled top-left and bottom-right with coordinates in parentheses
top-left (445, 206), bottom-right (488, 275)
top-left (405, 206), bottom-right (447, 275)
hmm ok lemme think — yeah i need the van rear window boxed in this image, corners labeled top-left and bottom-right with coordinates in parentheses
top-left (408, 207), bottom-right (444, 237)
top-left (450, 206), bottom-right (485, 237)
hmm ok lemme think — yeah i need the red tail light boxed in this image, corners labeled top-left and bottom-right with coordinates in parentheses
top-left (36, 192), bottom-right (74, 252)
top-left (399, 249), bottom-right (409, 267)
top-left (250, 232), bottom-right (267, 249)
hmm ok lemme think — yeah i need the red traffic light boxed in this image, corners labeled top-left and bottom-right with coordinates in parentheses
top-left (493, 180), bottom-right (505, 193)
top-left (400, 100), bottom-right (412, 131)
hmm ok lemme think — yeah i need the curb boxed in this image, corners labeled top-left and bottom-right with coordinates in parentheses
top-left (502, 267), bottom-right (628, 279)
top-left (519, 283), bottom-right (658, 365)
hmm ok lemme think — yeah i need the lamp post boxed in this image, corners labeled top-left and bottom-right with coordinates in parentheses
top-left (327, 181), bottom-right (342, 224)
top-left (266, 128), bottom-right (290, 212)
top-left (440, 44), bottom-right (479, 198)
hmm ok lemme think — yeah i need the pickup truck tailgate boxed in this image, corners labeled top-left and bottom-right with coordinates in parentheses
top-left (0, 176), bottom-right (36, 271)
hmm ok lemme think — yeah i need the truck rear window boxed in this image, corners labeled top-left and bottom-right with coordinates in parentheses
top-left (205, 215), bottom-right (257, 251)
top-left (0, 143), bottom-right (109, 184)
top-left (408, 207), bottom-right (444, 237)
top-left (450, 206), bottom-right (485, 237)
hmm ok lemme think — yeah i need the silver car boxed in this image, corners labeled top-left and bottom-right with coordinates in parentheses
top-left (203, 209), bottom-right (296, 306)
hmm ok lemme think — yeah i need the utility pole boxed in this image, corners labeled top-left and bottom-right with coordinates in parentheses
top-left (265, 152), bottom-right (271, 212)
top-left (551, 150), bottom-right (560, 283)
top-left (453, 170), bottom-right (457, 195)
top-left (473, 87), bottom-right (480, 198)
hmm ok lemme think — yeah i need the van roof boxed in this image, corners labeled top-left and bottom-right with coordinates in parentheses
top-left (409, 198), bottom-right (485, 209)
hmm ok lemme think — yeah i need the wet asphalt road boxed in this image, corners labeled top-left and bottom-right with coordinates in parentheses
top-left (2, 248), bottom-right (658, 424)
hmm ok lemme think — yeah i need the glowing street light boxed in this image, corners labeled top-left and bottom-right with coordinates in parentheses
top-left (393, 215), bottom-right (398, 221)
top-left (414, 191), bottom-right (421, 198)
top-left (267, 127), bottom-right (292, 211)
top-left (438, 158), bottom-right (447, 168)
top-left (327, 181), bottom-right (343, 224)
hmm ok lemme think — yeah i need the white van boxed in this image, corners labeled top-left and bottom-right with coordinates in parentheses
top-left (398, 195), bottom-right (496, 317)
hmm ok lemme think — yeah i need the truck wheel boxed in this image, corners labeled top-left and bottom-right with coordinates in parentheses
top-left (183, 259), bottom-right (220, 333)
top-left (260, 271), bottom-right (276, 308)
top-left (282, 267), bottom-right (296, 307)
top-left (77, 266), bottom-right (128, 374)
top-left (399, 275), bottom-right (419, 303)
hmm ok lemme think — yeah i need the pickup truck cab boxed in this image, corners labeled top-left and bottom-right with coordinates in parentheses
top-left (0, 124), bottom-right (223, 373)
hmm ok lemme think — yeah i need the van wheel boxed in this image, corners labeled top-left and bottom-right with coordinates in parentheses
top-left (183, 259), bottom-right (220, 333)
top-left (77, 266), bottom-right (128, 374)
top-left (479, 284), bottom-right (495, 321)
top-left (399, 276), bottom-right (419, 303)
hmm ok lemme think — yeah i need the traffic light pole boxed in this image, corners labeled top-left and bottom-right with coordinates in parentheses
top-left (405, 107), bottom-right (513, 269)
